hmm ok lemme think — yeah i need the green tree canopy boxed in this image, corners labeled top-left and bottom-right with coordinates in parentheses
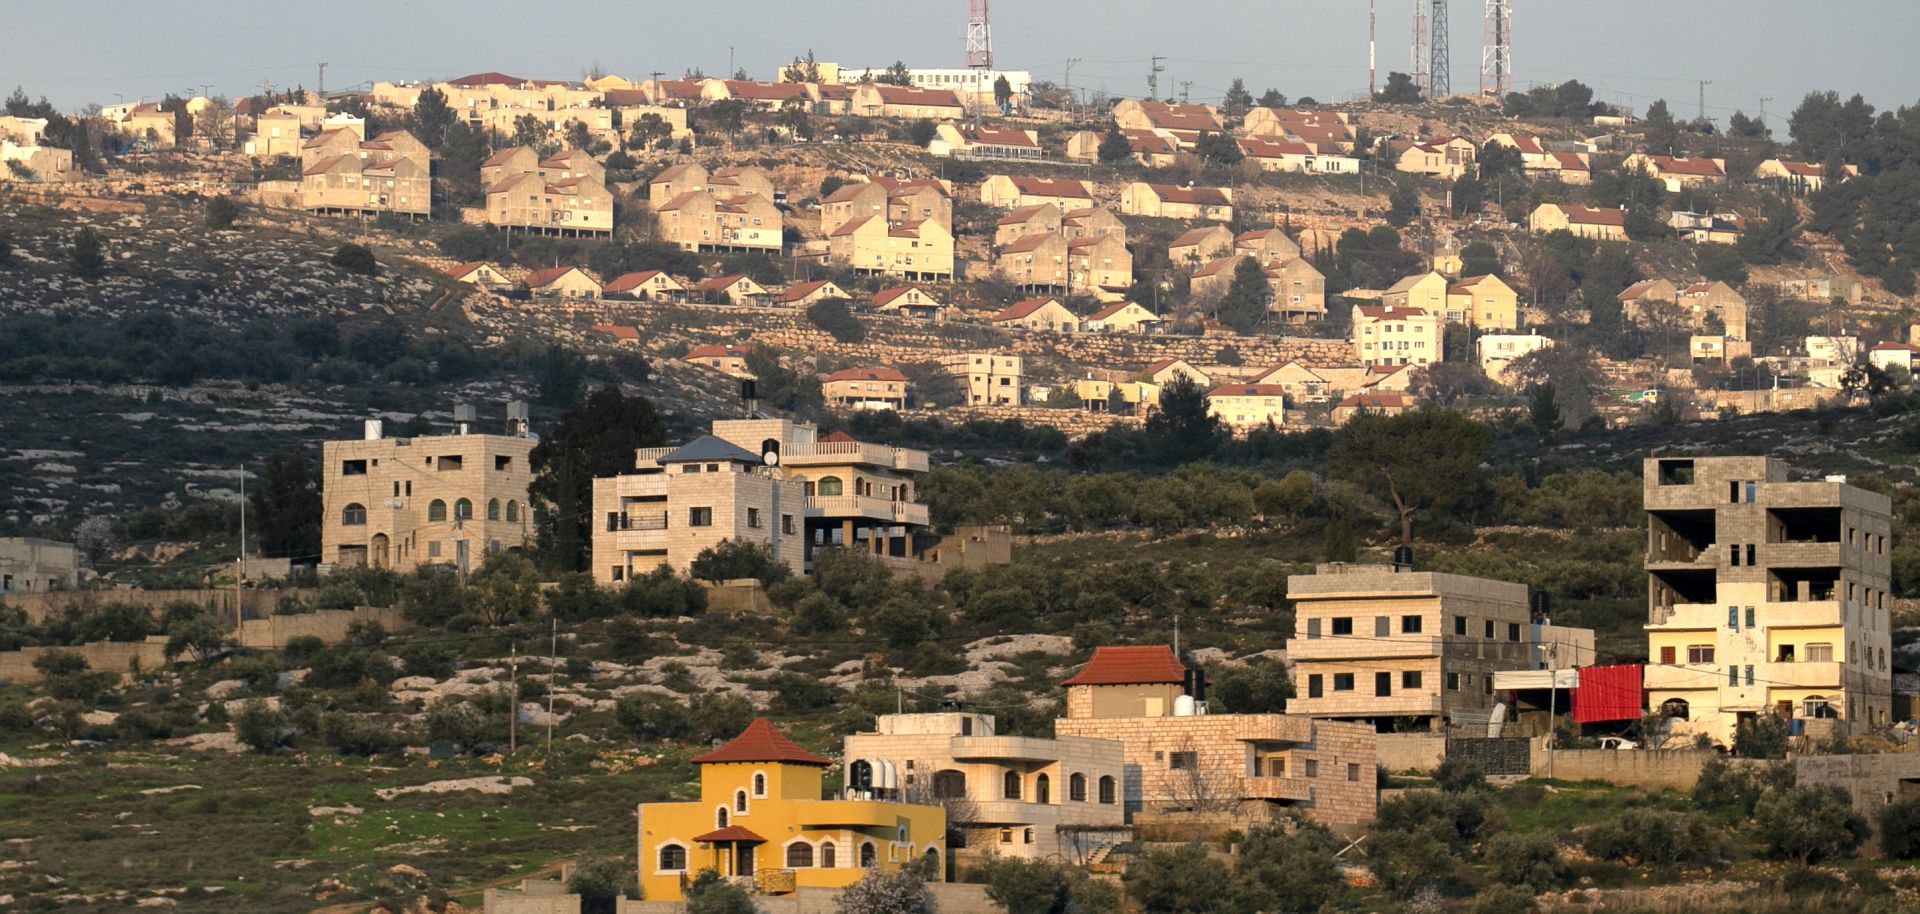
top-left (1329, 408), bottom-right (1492, 546)
top-left (529, 386), bottom-right (667, 571)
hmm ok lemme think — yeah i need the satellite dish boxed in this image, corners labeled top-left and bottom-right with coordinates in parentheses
top-left (761, 438), bottom-right (780, 467)
top-left (386, 498), bottom-right (404, 509)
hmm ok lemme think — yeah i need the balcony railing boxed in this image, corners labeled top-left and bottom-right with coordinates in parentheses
top-left (808, 495), bottom-right (930, 525)
top-left (609, 511), bottom-right (668, 532)
top-left (1241, 776), bottom-right (1312, 802)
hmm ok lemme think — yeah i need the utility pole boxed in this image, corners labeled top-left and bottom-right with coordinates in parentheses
top-left (729, 47), bottom-right (736, 78)
top-left (317, 63), bottom-right (328, 99)
top-left (1064, 58), bottom-right (1081, 117)
top-left (1147, 56), bottom-right (1165, 101)
top-left (508, 644), bottom-right (518, 754)
top-left (1697, 79), bottom-right (1711, 125)
top-left (546, 618), bottom-right (557, 758)
top-left (1178, 81), bottom-right (1193, 105)
top-left (235, 464), bottom-right (245, 632)
top-left (1758, 96), bottom-right (1772, 135)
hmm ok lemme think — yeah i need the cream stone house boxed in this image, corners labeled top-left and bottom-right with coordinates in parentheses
top-left (1207, 384), bottom-right (1287, 434)
top-left (1085, 301), bottom-right (1161, 334)
top-left (684, 344), bottom-right (755, 379)
top-left (522, 266), bottom-right (602, 300)
top-left (1446, 274), bottom-right (1520, 331)
top-left (321, 414), bottom-right (534, 573)
top-left (692, 275), bottom-right (771, 306)
top-left (980, 175), bottom-right (1095, 210)
top-left (1391, 136), bottom-right (1475, 179)
top-left (995, 204), bottom-right (1063, 247)
top-left (1143, 358), bottom-right (1210, 388)
top-left (820, 177), bottom-right (953, 235)
top-left (1119, 183), bottom-right (1234, 221)
top-left (604, 270), bottom-right (687, 302)
top-left (1352, 304), bottom-right (1442, 367)
top-left (1528, 203), bottom-right (1627, 241)
top-left (929, 123), bottom-right (1040, 160)
top-left (842, 714), bottom-right (1126, 862)
top-left (991, 298), bottom-right (1079, 333)
top-left (1168, 226), bottom-right (1234, 269)
top-left (1623, 154), bottom-right (1727, 192)
top-left (300, 153), bottom-right (430, 219)
top-left (872, 286), bottom-right (947, 320)
top-left (486, 171), bottom-right (614, 237)
top-left (657, 191), bottom-right (783, 254)
top-left (827, 217), bottom-right (955, 281)
top-left (939, 353), bottom-right (1024, 405)
top-left (822, 368), bottom-right (910, 411)
top-left (1052, 646), bottom-right (1378, 827)
top-left (1754, 159), bottom-right (1857, 193)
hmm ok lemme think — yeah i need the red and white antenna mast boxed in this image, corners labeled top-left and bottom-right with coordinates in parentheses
top-left (1481, 0), bottom-right (1512, 97)
top-left (1410, 0), bottom-right (1429, 96)
top-left (965, 0), bottom-right (993, 70)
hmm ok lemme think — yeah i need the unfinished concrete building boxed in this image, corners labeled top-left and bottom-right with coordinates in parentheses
top-left (1644, 456), bottom-right (1894, 745)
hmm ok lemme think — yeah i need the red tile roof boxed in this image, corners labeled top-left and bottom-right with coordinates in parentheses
top-left (1560, 205), bottom-right (1626, 227)
top-left (824, 367), bottom-right (907, 383)
top-left (693, 275), bottom-right (751, 292)
top-left (1646, 155), bottom-right (1725, 177)
top-left (829, 215), bottom-right (878, 238)
top-left (592, 325), bottom-right (640, 342)
top-left (693, 826), bottom-right (767, 843)
top-left (724, 80), bottom-right (810, 101)
top-left (1008, 176), bottom-right (1092, 199)
top-left (1210, 384), bottom-right (1287, 398)
top-left (821, 430), bottom-right (859, 443)
top-left (998, 204), bottom-right (1058, 226)
top-left (872, 287), bottom-right (933, 308)
top-left (1170, 227), bottom-right (1226, 247)
top-left (992, 298), bottom-right (1063, 321)
top-left (1146, 184), bottom-right (1231, 206)
top-left (686, 344), bottom-right (749, 360)
top-left (604, 271), bottom-right (669, 294)
top-left (444, 262), bottom-right (493, 280)
top-left (773, 280), bottom-right (835, 303)
top-left (1356, 305), bottom-right (1430, 319)
top-left (1237, 136), bottom-right (1313, 157)
top-left (1063, 645), bottom-right (1188, 686)
top-left (523, 266), bottom-right (588, 288)
top-left (1135, 101), bottom-right (1223, 131)
top-left (998, 233), bottom-right (1059, 254)
top-left (1123, 130), bottom-right (1175, 155)
top-left (873, 85), bottom-right (963, 108)
top-left (1337, 392), bottom-right (1413, 410)
top-left (957, 125), bottom-right (1036, 148)
top-left (447, 72), bottom-right (524, 87)
top-left (1617, 280), bottom-right (1664, 301)
top-left (690, 718), bottom-right (831, 766)
top-left (1089, 301), bottom-right (1150, 321)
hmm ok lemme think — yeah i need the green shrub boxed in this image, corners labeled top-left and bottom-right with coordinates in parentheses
top-left (1486, 832), bottom-right (1566, 892)
top-left (1466, 884), bottom-right (1537, 914)
top-left (1754, 785), bottom-right (1870, 864)
top-left (615, 692), bottom-right (690, 742)
top-left (330, 243), bottom-right (378, 276)
top-left (1582, 808), bottom-right (1720, 865)
top-left (317, 712), bottom-right (403, 756)
top-left (232, 699), bottom-right (286, 753)
top-left (1878, 795), bottom-right (1920, 859)
top-left (283, 636), bottom-right (326, 660)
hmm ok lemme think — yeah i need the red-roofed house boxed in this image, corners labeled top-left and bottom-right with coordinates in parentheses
top-left (822, 368), bottom-right (911, 411)
top-left (994, 203), bottom-right (1064, 247)
top-left (1528, 203), bottom-right (1628, 241)
top-left (1168, 226), bottom-right (1235, 269)
top-left (1122, 129), bottom-right (1179, 167)
top-left (1392, 136), bottom-right (1476, 179)
top-left (692, 275), bottom-right (770, 306)
top-left (1119, 182), bottom-right (1234, 221)
top-left (770, 280), bottom-right (851, 309)
top-left (1623, 154), bottom-right (1727, 192)
top-left (979, 174), bottom-right (1096, 210)
top-left (991, 298), bottom-right (1079, 333)
top-left (443, 262), bottom-right (511, 291)
top-left (657, 191), bottom-right (783, 254)
top-left (1237, 136), bottom-right (1315, 172)
top-left (929, 122), bottom-right (1040, 160)
top-left (1331, 391), bottom-right (1414, 424)
top-left (846, 84), bottom-right (966, 119)
top-left (1085, 301), bottom-right (1162, 334)
top-left (872, 286), bottom-right (947, 320)
top-left (521, 266), bottom-right (601, 300)
top-left (485, 171), bottom-right (614, 238)
top-left (300, 151), bottom-right (430, 219)
top-left (827, 217), bottom-right (955, 281)
top-left (1144, 357), bottom-right (1211, 388)
top-left (1870, 342), bottom-right (1920, 374)
top-left (1754, 158), bottom-right (1858, 193)
top-left (603, 270), bottom-right (687, 302)
top-left (592, 325), bottom-right (641, 346)
top-left (683, 344), bottom-right (755, 379)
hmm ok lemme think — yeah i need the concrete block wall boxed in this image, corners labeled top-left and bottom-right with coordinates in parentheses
top-left (4, 588), bottom-right (317, 624)
top-left (0, 636), bottom-right (170, 683)
top-left (234, 605), bottom-right (412, 650)
top-left (609, 882), bottom-right (995, 914)
top-left (1530, 745), bottom-right (1714, 790)
top-left (1375, 733), bottom-right (1447, 773)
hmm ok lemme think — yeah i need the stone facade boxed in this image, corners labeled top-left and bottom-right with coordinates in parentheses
top-left (320, 423), bottom-right (536, 573)
top-left (0, 538), bottom-right (79, 594)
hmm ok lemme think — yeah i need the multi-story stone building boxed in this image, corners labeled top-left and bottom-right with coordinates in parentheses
top-left (938, 353), bottom-right (1023, 405)
top-left (321, 410), bottom-right (535, 573)
top-left (1351, 304), bottom-right (1442, 367)
top-left (1051, 646), bottom-right (1377, 828)
top-left (842, 713), bottom-right (1126, 862)
top-left (591, 419), bottom-right (931, 583)
top-left (1643, 456), bottom-right (1894, 745)
top-left (1285, 564), bottom-right (1544, 732)
top-left (656, 191), bottom-right (783, 254)
top-left (485, 171), bottom-right (614, 238)
top-left (827, 217), bottom-right (954, 281)
top-left (0, 538), bottom-right (80, 594)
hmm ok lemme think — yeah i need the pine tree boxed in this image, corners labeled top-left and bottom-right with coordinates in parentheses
top-left (1097, 123), bottom-right (1133, 165)
top-left (1217, 257), bottom-right (1272, 334)
top-left (68, 226), bottom-right (105, 277)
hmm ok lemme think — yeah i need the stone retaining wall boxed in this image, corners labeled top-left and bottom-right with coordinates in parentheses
top-left (4, 588), bottom-right (316, 624)
top-left (0, 636), bottom-right (170, 683)
top-left (1530, 745), bottom-right (1715, 790)
top-left (234, 605), bottom-right (411, 650)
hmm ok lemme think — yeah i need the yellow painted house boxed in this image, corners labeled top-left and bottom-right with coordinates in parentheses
top-left (636, 719), bottom-right (947, 902)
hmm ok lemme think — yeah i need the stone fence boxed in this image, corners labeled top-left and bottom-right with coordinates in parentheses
top-left (0, 637), bottom-right (170, 684)
top-left (234, 605), bottom-right (411, 650)
top-left (1530, 740), bottom-right (1716, 790)
top-left (488, 881), bottom-right (996, 914)
top-left (0, 605), bottom-right (410, 684)
top-left (4, 588), bottom-right (316, 624)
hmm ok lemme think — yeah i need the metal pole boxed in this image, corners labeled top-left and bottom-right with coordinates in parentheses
top-left (509, 644), bottom-right (518, 754)
top-left (236, 464), bottom-right (245, 630)
top-left (546, 619), bottom-right (557, 757)
top-left (1546, 642), bottom-right (1557, 779)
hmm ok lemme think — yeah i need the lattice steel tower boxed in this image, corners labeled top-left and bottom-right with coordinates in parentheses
top-left (1410, 0), bottom-right (1429, 96)
top-left (1429, 0), bottom-right (1451, 97)
top-left (965, 0), bottom-right (993, 70)
top-left (1481, 0), bottom-right (1511, 97)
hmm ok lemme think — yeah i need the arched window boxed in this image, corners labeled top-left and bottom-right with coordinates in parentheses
top-left (342, 503), bottom-right (367, 526)
top-left (1069, 773), bottom-right (1087, 802)
top-left (428, 499), bottom-right (447, 522)
top-left (487, 498), bottom-right (501, 521)
top-left (734, 790), bottom-right (748, 813)
top-left (1661, 698), bottom-right (1691, 721)
top-left (1098, 775), bottom-right (1116, 805)
top-left (817, 476), bottom-right (844, 497)
top-left (1003, 771), bottom-right (1021, 800)
top-left (820, 842), bottom-right (836, 868)
top-left (658, 844), bottom-right (687, 871)
top-left (506, 500), bottom-right (520, 522)
top-left (1035, 773), bottom-right (1050, 804)
top-left (932, 770), bottom-right (967, 799)
top-left (786, 842), bottom-right (814, 867)
top-left (454, 498), bottom-right (473, 520)
top-left (716, 806), bottom-right (729, 828)
top-left (923, 848), bottom-right (939, 873)
top-left (859, 842), bottom-right (876, 867)
top-left (753, 773), bottom-right (767, 797)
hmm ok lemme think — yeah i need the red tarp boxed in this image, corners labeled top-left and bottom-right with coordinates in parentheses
top-left (1573, 664), bottom-right (1645, 723)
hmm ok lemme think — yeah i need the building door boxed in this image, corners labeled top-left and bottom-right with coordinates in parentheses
top-left (735, 844), bottom-right (755, 877)
top-left (370, 533), bottom-right (390, 569)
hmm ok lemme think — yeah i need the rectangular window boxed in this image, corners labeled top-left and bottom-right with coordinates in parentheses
top-left (1306, 618), bottom-right (1321, 639)
top-left (1507, 623), bottom-right (1521, 642)
top-left (1744, 665), bottom-right (1755, 685)
top-left (1447, 672), bottom-right (1460, 691)
top-left (1729, 666), bottom-right (1739, 686)
top-left (1402, 671), bottom-right (1422, 689)
top-left (747, 508), bottom-right (761, 529)
top-left (688, 507), bottom-right (713, 527)
top-left (1333, 673), bottom-right (1355, 691)
top-left (782, 515), bottom-right (795, 534)
top-left (1745, 482), bottom-right (1757, 503)
top-left (1746, 544), bottom-right (1756, 566)
top-left (437, 455), bottom-right (463, 472)
top-left (1307, 674), bottom-right (1323, 698)
top-left (1806, 643), bottom-right (1833, 663)
top-left (1169, 751), bottom-right (1197, 770)
top-left (495, 456), bottom-right (513, 471)
top-left (1331, 617), bottom-right (1353, 636)
top-left (428, 541), bottom-right (442, 558)
top-left (1659, 646), bottom-right (1676, 665)
top-left (1454, 615), bottom-right (1467, 636)
top-left (1728, 606), bottom-right (1740, 630)
top-left (1304, 759), bottom-right (1318, 778)
top-left (341, 459), bottom-right (368, 476)
top-left (1730, 543), bottom-right (1741, 566)
top-left (1484, 619), bottom-right (1495, 639)
top-left (1745, 607), bottom-right (1755, 629)
top-left (1401, 615), bottom-right (1423, 633)
top-left (1376, 616), bottom-right (1390, 637)
top-left (1348, 763), bottom-right (1361, 782)
top-left (1375, 672), bottom-right (1392, 696)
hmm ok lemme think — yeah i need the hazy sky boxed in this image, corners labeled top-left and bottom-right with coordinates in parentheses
top-left (6, 1), bottom-right (1916, 130)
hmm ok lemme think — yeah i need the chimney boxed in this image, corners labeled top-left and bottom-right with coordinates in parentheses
top-left (506, 401), bottom-right (530, 437)
top-left (741, 379), bottom-right (759, 417)
top-left (454, 403), bottom-right (477, 435)
top-left (1391, 543), bottom-right (1415, 572)
top-left (364, 419), bottom-right (383, 440)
